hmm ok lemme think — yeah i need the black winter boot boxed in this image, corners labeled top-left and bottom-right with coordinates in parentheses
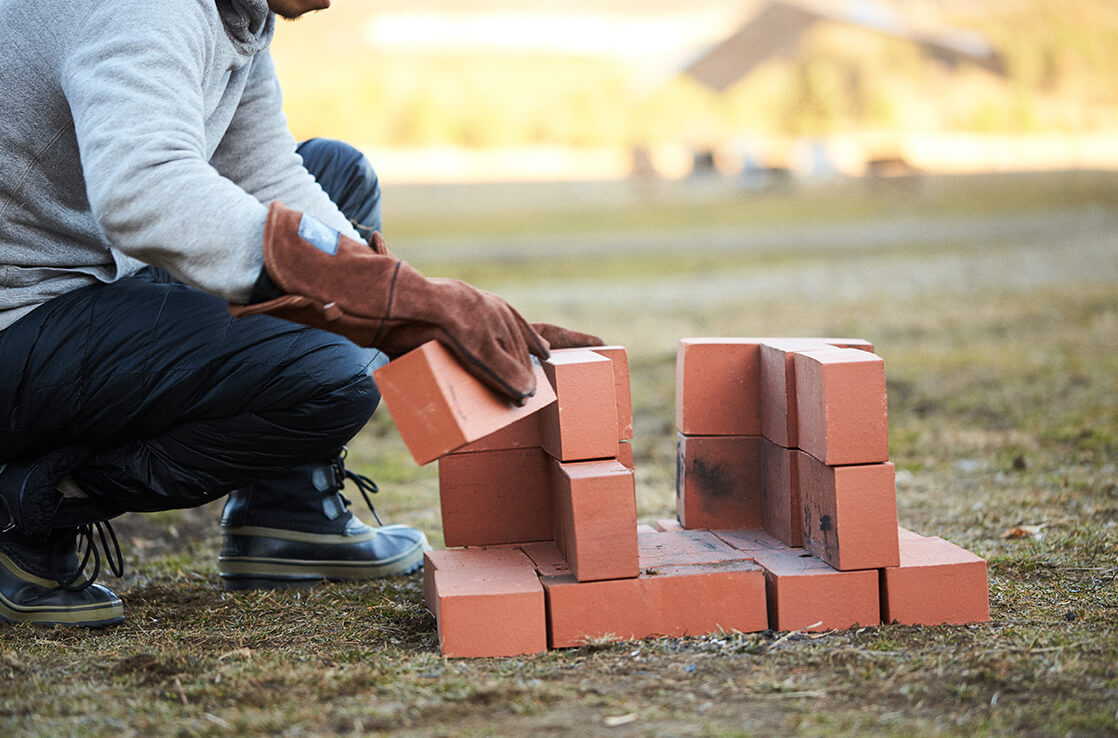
top-left (0, 523), bottom-right (124, 627)
top-left (218, 456), bottom-right (429, 590)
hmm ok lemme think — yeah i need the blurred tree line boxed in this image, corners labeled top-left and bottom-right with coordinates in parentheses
top-left (272, 0), bottom-right (1118, 148)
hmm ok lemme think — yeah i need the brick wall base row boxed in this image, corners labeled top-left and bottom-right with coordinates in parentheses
top-left (424, 524), bottom-right (988, 655)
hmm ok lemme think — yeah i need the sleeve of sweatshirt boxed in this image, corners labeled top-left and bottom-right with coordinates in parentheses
top-left (59, 3), bottom-right (290, 303)
top-left (208, 49), bottom-right (362, 241)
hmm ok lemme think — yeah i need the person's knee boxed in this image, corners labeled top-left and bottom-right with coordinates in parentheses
top-left (297, 138), bottom-right (382, 234)
top-left (246, 333), bottom-right (383, 456)
top-left (309, 344), bottom-right (382, 442)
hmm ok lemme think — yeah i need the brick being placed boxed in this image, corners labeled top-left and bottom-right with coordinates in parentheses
top-left (675, 434), bottom-right (763, 530)
top-left (551, 458), bottom-right (639, 582)
top-left (373, 340), bottom-right (556, 465)
top-left (798, 452), bottom-right (900, 571)
top-left (539, 349), bottom-right (619, 462)
top-left (880, 530), bottom-right (990, 626)
top-left (444, 342), bottom-right (639, 458)
top-left (675, 338), bottom-right (763, 436)
top-left (713, 529), bottom-right (879, 631)
top-left (542, 559), bottom-right (767, 648)
top-left (454, 413), bottom-right (541, 454)
top-left (423, 548), bottom-right (548, 658)
top-left (437, 447), bottom-right (553, 547)
top-left (761, 438), bottom-right (802, 547)
top-left (793, 348), bottom-right (889, 466)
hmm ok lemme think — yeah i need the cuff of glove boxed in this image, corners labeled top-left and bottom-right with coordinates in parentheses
top-left (248, 266), bottom-right (285, 304)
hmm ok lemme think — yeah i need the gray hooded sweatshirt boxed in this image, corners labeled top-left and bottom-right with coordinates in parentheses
top-left (0, 0), bottom-right (360, 331)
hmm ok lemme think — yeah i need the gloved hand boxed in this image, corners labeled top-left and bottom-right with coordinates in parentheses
top-left (530, 323), bottom-right (604, 350)
top-left (230, 202), bottom-right (550, 404)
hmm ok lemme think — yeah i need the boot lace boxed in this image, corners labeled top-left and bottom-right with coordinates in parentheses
top-left (333, 449), bottom-right (383, 526)
top-left (57, 520), bottom-right (124, 592)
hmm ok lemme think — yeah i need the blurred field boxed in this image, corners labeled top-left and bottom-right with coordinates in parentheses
top-left (2, 172), bottom-right (1116, 736)
top-left (271, 1), bottom-right (1118, 150)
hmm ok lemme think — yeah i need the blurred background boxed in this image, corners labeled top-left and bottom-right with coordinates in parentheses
top-left (271, 0), bottom-right (1118, 184)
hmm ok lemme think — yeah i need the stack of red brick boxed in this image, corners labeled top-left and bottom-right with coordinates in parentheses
top-left (373, 338), bottom-right (989, 659)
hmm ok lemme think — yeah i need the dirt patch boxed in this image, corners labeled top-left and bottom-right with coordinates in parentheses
top-left (115, 652), bottom-right (185, 685)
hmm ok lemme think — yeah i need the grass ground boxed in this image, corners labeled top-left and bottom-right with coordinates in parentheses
top-left (2, 172), bottom-right (1116, 736)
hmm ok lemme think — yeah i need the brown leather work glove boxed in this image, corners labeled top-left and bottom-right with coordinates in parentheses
top-left (530, 323), bottom-right (604, 350)
top-left (230, 202), bottom-right (550, 404)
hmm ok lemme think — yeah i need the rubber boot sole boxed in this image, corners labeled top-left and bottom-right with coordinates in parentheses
top-left (0, 595), bottom-right (124, 627)
top-left (219, 526), bottom-right (429, 591)
top-left (0, 553), bottom-right (123, 627)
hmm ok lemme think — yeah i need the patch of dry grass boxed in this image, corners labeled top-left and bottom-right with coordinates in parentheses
top-left (2, 174), bottom-right (1116, 736)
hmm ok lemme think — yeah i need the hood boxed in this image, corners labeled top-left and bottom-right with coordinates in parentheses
top-left (215, 0), bottom-right (275, 55)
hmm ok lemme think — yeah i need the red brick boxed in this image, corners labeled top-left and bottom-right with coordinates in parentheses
top-left (541, 575), bottom-right (642, 648)
top-left (760, 339), bottom-right (831, 448)
top-left (638, 530), bottom-right (754, 569)
top-left (758, 338), bottom-right (875, 448)
top-left (373, 341), bottom-right (556, 465)
top-left (798, 452), bottom-right (900, 570)
top-left (591, 345), bottom-right (634, 441)
top-left (675, 434), bottom-right (763, 530)
top-left (437, 447), bottom-right (553, 547)
top-left (712, 528), bottom-right (879, 631)
top-left (793, 348), bottom-right (889, 466)
top-left (880, 534), bottom-right (990, 625)
top-left (675, 338), bottom-right (763, 436)
top-left (455, 413), bottom-right (541, 454)
top-left (422, 549), bottom-right (458, 614)
top-left (543, 560), bottom-right (767, 648)
top-left (631, 561), bottom-right (770, 635)
top-left (539, 349), bottom-right (619, 461)
top-left (760, 438), bottom-right (802, 547)
top-left (423, 547), bottom-right (539, 613)
top-left (751, 545), bottom-right (880, 631)
top-left (617, 440), bottom-right (634, 471)
top-left (551, 458), bottom-right (639, 582)
top-left (425, 548), bottom-right (548, 657)
top-left (897, 525), bottom-right (927, 543)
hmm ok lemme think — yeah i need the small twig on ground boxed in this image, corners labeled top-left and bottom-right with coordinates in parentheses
top-left (769, 623), bottom-right (823, 649)
top-left (204, 713), bottom-right (231, 729)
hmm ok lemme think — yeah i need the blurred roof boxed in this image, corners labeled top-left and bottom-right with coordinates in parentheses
top-left (683, 0), bottom-right (1006, 92)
